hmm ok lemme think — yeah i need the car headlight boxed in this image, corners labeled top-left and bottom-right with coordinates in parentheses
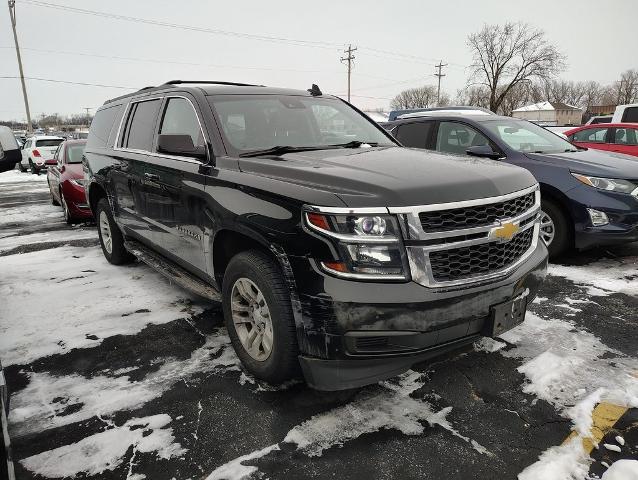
top-left (70, 179), bottom-right (87, 187)
top-left (304, 211), bottom-right (409, 280)
top-left (571, 173), bottom-right (637, 195)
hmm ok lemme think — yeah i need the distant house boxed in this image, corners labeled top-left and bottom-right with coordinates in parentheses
top-left (512, 101), bottom-right (583, 126)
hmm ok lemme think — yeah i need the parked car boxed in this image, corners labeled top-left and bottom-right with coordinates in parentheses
top-left (611, 103), bottom-right (638, 123)
top-left (383, 114), bottom-right (638, 257)
top-left (1, 360), bottom-right (16, 480)
top-left (585, 115), bottom-right (612, 125)
top-left (565, 123), bottom-right (638, 158)
top-left (47, 139), bottom-right (92, 224)
top-left (387, 106), bottom-right (494, 121)
top-left (19, 135), bottom-right (64, 174)
top-left (0, 126), bottom-right (21, 174)
top-left (84, 80), bottom-right (548, 391)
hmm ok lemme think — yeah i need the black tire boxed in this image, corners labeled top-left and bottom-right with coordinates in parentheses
top-left (222, 250), bottom-right (300, 384)
top-left (61, 191), bottom-right (74, 225)
top-left (49, 181), bottom-right (60, 206)
top-left (95, 198), bottom-right (135, 265)
top-left (29, 159), bottom-right (38, 175)
top-left (18, 162), bottom-right (27, 173)
top-left (541, 199), bottom-right (572, 259)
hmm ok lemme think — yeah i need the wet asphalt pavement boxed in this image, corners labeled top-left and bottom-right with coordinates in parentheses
top-left (1, 169), bottom-right (636, 480)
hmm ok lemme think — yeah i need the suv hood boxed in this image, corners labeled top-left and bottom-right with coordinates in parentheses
top-left (525, 149), bottom-right (638, 179)
top-left (238, 146), bottom-right (536, 208)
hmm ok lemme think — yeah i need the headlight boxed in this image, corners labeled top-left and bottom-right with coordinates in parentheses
top-left (571, 173), bottom-right (637, 195)
top-left (70, 179), bottom-right (87, 187)
top-left (304, 211), bottom-right (408, 280)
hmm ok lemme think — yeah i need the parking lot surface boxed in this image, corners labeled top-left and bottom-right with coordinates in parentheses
top-left (0, 169), bottom-right (636, 480)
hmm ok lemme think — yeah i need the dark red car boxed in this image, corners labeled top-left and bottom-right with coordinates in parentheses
top-left (565, 123), bottom-right (638, 157)
top-left (47, 140), bottom-right (92, 224)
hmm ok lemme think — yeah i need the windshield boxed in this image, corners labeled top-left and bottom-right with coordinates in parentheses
top-left (35, 139), bottom-right (64, 148)
top-left (208, 95), bottom-right (395, 153)
top-left (482, 119), bottom-right (576, 154)
top-left (66, 144), bottom-right (86, 164)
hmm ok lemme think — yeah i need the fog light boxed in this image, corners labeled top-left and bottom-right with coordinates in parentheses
top-left (587, 208), bottom-right (609, 226)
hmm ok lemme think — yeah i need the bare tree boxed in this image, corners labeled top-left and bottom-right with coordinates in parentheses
top-left (467, 22), bottom-right (566, 113)
top-left (612, 69), bottom-right (638, 104)
top-left (391, 85), bottom-right (446, 110)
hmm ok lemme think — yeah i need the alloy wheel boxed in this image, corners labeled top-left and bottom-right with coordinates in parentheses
top-left (540, 210), bottom-right (555, 246)
top-left (99, 211), bottom-right (113, 254)
top-left (230, 277), bottom-right (274, 361)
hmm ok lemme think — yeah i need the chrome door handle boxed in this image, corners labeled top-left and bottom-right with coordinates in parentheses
top-left (144, 173), bottom-right (160, 181)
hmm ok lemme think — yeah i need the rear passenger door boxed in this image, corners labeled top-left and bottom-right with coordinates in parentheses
top-left (114, 98), bottom-right (162, 241)
top-left (608, 127), bottom-right (638, 156)
top-left (392, 122), bottom-right (433, 149)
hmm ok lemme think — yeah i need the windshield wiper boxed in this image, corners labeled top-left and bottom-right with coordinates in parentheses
top-left (326, 140), bottom-right (380, 148)
top-left (239, 145), bottom-right (330, 157)
top-left (564, 148), bottom-right (579, 153)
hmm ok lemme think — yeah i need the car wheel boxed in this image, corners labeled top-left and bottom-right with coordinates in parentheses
top-left (61, 191), bottom-right (73, 225)
top-left (29, 159), bottom-right (38, 175)
top-left (95, 198), bottom-right (135, 265)
top-left (222, 250), bottom-right (300, 384)
top-left (540, 199), bottom-right (571, 258)
top-left (49, 181), bottom-right (60, 206)
top-left (18, 162), bottom-right (27, 173)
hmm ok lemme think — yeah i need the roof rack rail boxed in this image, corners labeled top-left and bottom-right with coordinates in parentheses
top-left (163, 80), bottom-right (262, 87)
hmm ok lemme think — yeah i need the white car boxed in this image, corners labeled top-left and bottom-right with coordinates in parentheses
top-left (611, 103), bottom-right (638, 123)
top-left (19, 135), bottom-right (64, 174)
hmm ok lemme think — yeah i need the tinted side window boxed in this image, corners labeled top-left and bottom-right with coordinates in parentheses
top-left (573, 128), bottom-right (608, 143)
top-left (123, 100), bottom-right (161, 151)
top-left (612, 128), bottom-right (638, 145)
top-left (88, 105), bottom-right (123, 149)
top-left (621, 107), bottom-right (638, 123)
top-left (394, 122), bottom-right (431, 149)
top-left (159, 98), bottom-right (204, 149)
top-left (435, 122), bottom-right (489, 155)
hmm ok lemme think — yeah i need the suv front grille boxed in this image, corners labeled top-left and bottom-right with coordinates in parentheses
top-left (429, 228), bottom-right (535, 282)
top-left (419, 192), bottom-right (535, 232)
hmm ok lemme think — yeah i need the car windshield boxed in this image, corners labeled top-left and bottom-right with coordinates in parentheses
top-left (208, 94), bottom-right (395, 153)
top-left (35, 139), bottom-right (63, 148)
top-left (66, 144), bottom-right (86, 164)
top-left (482, 119), bottom-right (576, 154)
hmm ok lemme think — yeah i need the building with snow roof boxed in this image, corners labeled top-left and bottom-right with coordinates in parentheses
top-left (512, 101), bottom-right (583, 126)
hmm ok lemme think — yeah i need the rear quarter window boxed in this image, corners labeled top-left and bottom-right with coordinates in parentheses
top-left (621, 107), bottom-right (638, 123)
top-left (87, 104), bottom-right (125, 149)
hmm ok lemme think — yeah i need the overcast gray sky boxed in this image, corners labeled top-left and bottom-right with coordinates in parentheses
top-left (0, 0), bottom-right (635, 121)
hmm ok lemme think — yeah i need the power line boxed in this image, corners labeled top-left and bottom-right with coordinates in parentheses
top-left (0, 76), bottom-right (135, 89)
top-left (434, 60), bottom-right (448, 105)
top-left (340, 44), bottom-right (357, 102)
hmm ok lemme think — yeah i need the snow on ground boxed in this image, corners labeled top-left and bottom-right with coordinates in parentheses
top-left (0, 245), bottom-right (204, 366)
top-left (601, 459), bottom-right (638, 479)
top-left (0, 228), bottom-right (98, 252)
top-left (548, 259), bottom-right (638, 296)
top-left (10, 330), bottom-right (239, 437)
top-left (0, 203), bottom-right (62, 227)
top-left (0, 169), bottom-right (48, 184)
top-left (499, 312), bottom-right (638, 478)
top-left (206, 371), bottom-right (490, 479)
top-left (19, 414), bottom-right (186, 479)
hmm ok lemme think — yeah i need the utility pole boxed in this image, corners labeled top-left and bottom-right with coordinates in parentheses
top-left (434, 60), bottom-right (448, 106)
top-left (8, 0), bottom-right (33, 133)
top-left (83, 107), bottom-right (92, 127)
top-left (340, 44), bottom-right (357, 102)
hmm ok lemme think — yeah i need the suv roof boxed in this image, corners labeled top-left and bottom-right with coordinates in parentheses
top-left (105, 80), bottom-right (323, 105)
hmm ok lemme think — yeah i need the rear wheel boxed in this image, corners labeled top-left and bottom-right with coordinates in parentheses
top-left (18, 162), bottom-right (27, 173)
top-left (29, 159), bottom-right (38, 175)
top-left (222, 250), bottom-right (300, 384)
top-left (95, 198), bottom-right (134, 265)
top-left (540, 199), bottom-right (572, 258)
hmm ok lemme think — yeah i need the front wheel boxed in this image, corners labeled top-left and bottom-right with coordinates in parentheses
top-left (95, 198), bottom-right (135, 265)
top-left (222, 250), bottom-right (300, 384)
top-left (540, 199), bottom-right (572, 259)
top-left (61, 192), bottom-right (74, 225)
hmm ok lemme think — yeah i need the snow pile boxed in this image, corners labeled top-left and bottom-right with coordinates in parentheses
top-left (0, 203), bottom-right (62, 227)
top-left (601, 460), bottom-right (638, 480)
top-left (548, 260), bottom-right (638, 296)
top-left (0, 245), bottom-right (203, 366)
top-left (10, 331), bottom-right (240, 437)
top-left (500, 313), bottom-right (638, 478)
top-left (0, 169), bottom-right (48, 184)
top-left (20, 414), bottom-right (185, 478)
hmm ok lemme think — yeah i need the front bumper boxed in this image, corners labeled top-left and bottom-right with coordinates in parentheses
top-left (62, 182), bottom-right (93, 219)
top-left (292, 241), bottom-right (548, 390)
top-left (568, 185), bottom-right (638, 250)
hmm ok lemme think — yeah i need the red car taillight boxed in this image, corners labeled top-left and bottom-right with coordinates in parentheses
top-left (32, 149), bottom-right (41, 157)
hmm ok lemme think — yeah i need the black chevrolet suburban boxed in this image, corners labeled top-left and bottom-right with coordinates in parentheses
top-left (84, 80), bottom-right (548, 390)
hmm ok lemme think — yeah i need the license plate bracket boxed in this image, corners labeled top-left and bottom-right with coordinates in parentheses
top-left (486, 289), bottom-right (529, 337)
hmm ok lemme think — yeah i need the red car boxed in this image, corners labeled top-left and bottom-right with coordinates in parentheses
top-left (47, 140), bottom-right (93, 224)
top-left (565, 123), bottom-right (638, 157)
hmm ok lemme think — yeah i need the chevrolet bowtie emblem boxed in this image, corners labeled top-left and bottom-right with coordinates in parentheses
top-left (491, 222), bottom-right (519, 242)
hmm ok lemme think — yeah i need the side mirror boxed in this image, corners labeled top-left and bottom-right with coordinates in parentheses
top-left (466, 144), bottom-right (502, 160)
top-left (157, 134), bottom-right (207, 160)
